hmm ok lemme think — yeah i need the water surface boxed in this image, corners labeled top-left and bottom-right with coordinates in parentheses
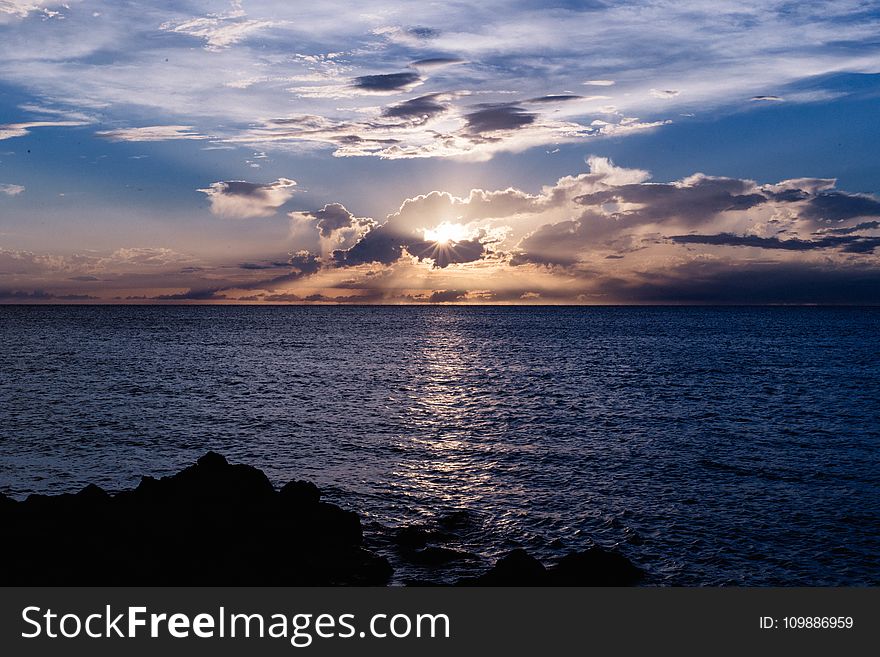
top-left (1, 306), bottom-right (878, 585)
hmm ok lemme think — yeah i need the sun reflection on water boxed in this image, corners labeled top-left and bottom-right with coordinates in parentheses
top-left (390, 311), bottom-right (500, 512)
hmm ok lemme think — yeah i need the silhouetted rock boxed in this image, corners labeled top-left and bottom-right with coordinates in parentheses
top-left (0, 454), bottom-right (646, 587)
top-left (459, 549), bottom-right (548, 585)
top-left (394, 525), bottom-right (431, 550)
top-left (76, 483), bottom-right (111, 503)
top-left (0, 452), bottom-right (390, 586)
top-left (280, 479), bottom-right (321, 506)
top-left (548, 547), bottom-right (644, 586)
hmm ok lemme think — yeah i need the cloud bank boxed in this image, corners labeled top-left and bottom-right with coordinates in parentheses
top-left (2, 1), bottom-right (878, 159)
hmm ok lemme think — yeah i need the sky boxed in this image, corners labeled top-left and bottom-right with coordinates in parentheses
top-left (1, 0), bottom-right (880, 304)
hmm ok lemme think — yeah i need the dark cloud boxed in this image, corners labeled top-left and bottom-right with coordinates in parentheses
top-left (238, 261), bottom-right (291, 270)
top-left (576, 176), bottom-right (767, 225)
top-left (408, 26), bottom-right (440, 39)
top-left (352, 72), bottom-right (422, 92)
top-left (670, 232), bottom-right (880, 253)
top-left (263, 293), bottom-right (302, 302)
top-left (598, 261), bottom-right (880, 304)
top-left (215, 181), bottom-right (265, 197)
top-left (333, 226), bottom-right (403, 266)
top-left (68, 275), bottom-right (100, 281)
top-left (287, 251), bottom-right (322, 276)
top-left (802, 192), bottom-right (880, 222)
top-left (526, 95), bottom-right (583, 103)
top-left (299, 203), bottom-right (358, 238)
top-left (428, 289), bottom-right (467, 303)
top-left (229, 251), bottom-right (323, 292)
top-left (153, 289), bottom-right (226, 300)
top-left (407, 237), bottom-right (487, 268)
top-left (465, 104), bottom-right (537, 135)
top-left (0, 289), bottom-right (96, 301)
top-left (382, 94), bottom-right (449, 124)
top-left (817, 220), bottom-right (880, 235)
top-left (765, 188), bottom-right (810, 202)
top-left (410, 57), bottom-right (465, 67)
top-left (511, 220), bottom-right (586, 267)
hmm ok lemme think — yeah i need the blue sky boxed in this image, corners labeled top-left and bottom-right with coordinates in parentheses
top-left (1, 0), bottom-right (880, 302)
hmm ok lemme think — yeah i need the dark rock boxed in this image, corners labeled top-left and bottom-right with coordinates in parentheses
top-left (0, 452), bottom-right (389, 586)
top-left (548, 547), bottom-right (643, 586)
top-left (280, 480), bottom-right (321, 506)
top-left (77, 483), bottom-right (111, 502)
top-left (459, 548), bottom-right (548, 586)
top-left (0, 492), bottom-right (16, 513)
top-left (394, 525), bottom-right (431, 551)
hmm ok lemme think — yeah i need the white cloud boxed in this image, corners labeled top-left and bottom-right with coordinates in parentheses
top-left (0, 1), bottom-right (72, 20)
top-left (0, 120), bottom-right (90, 140)
top-left (160, 1), bottom-right (280, 51)
top-left (0, 182), bottom-right (24, 195)
top-left (198, 177), bottom-right (298, 218)
top-left (95, 125), bottom-right (208, 142)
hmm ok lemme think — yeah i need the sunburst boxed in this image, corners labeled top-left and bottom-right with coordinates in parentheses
top-left (423, 222), bottom-right (470, 245)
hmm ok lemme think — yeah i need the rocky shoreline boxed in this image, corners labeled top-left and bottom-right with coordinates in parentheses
top-left (0, 452), bottom-right (643, 586)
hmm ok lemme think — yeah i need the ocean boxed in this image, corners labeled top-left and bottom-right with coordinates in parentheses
top-left (1, 305), bottom-right (878, 585)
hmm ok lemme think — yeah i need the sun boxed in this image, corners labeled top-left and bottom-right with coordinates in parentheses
top-left (423, 221), bottom-right (470, 245)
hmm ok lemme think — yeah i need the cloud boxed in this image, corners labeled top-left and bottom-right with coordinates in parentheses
top-left (801, 192), bottom-right (880, 222)
top-left (0, 120), bottom-right (89, 140)
top-left (1, 0), bottom-right (879, 164)
top-left (0, 182), bottom-right (24, 195)
top-left (198, 178), bottom-right (297, 218)
top-left (262, 156), bottom-right (880, 304)
top-left (0, 1), bottom-right (69, 20)
top-left (465, 104), bottom-right (537, 134)
top-left (96, 125), bottom-right (207, 142)
top-left (669, 233), bottom-right (880, 254)
top-left (595, 261), bottom-right (880, 305)
top-left (751, 95), bottom-right (784, 102)
top-left (0, 289), bottom-right (97, 301)
top-left (382, 93), bottom-right (450, 124)
top-left (410, 57), bottom-right (466, 70)
top-left (8, 157), bottom-right (880, 304)
top-left (818, 220), bottom-right (880, 235)
top-left (351, 71), bottom-right (423, 93)
top-left (308, 203), bottom-right (358, 238)
top-left (234, 96), bottom-right (653, 160)
top-left (159, 1), bottom-right (278, 51)
top-left (428, 289), bottom-right (467, 303)
top-left (153, 288), bottom-right (226, 301)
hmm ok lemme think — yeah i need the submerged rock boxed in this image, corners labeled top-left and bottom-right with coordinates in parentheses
top-left (0, 452), bottom-right (390, 586)
top-left (548, 547), bottom-right (644, 586)
top-left (457, 547), bottom-right (643, 586)
top-left (458, 549), bottom-right (548, 586)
